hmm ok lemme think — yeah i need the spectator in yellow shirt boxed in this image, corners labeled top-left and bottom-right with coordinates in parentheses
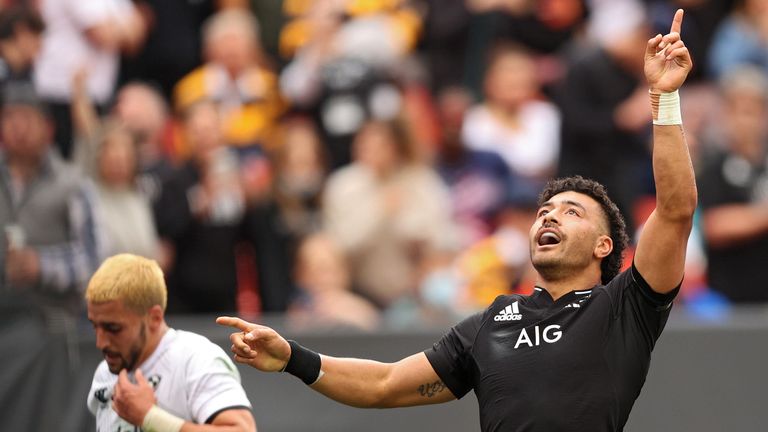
top-left (174, 9), bottom-right (285, 151)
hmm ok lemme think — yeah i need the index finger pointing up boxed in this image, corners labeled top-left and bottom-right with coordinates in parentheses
top-left (670, 9), bottom-right (684, 34)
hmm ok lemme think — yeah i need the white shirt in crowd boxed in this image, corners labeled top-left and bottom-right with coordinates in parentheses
top-left (34, 0), bottom-right (134, 104)
top-left (87, 329), bottom-right (252, 431)
top-left (461, 101), bottom-right (561, 180)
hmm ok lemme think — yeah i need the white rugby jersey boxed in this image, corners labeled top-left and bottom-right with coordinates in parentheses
top-left (87, 329), bottom-right (251, 431)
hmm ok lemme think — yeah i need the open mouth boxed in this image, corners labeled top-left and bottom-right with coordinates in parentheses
top-left (537, 230), bottom-right (562, 246)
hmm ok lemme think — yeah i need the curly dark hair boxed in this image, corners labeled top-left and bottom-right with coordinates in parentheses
top-left (538, 176), bottom-right (629, 285)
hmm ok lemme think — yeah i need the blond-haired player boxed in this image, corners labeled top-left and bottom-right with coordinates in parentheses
top-left (86, 254), bottom-right (256, 432)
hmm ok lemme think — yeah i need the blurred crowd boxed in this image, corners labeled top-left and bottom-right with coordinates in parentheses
top-left (1, 0), bottom-right (767, 332)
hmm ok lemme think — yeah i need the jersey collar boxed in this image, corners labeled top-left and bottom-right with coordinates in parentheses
top-left (531, 285), bottom-right (595, 308)
top-left (135, 328), bottom-right (177, 372)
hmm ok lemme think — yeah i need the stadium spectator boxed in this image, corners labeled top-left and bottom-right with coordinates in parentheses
top-left (415, 0), bottom-right (473, 95)
top-left (1, 81), bottom-right (102, 313)
top-left (155, 99), bottom-right (247, 313)
top-left (435, 86), bottom-right (513, 246)
top-left (288, 233), bottom-right (379, 330)
top-left (173, 9), bottom-right (284, 150)
top-left (451, 182), bottom-right (540, 312)
top-left (0, 83), bottom-right (103, 430)
top-left (271, 116), bottom-right (327, 256)
top-left (555, 2), bottom-right (654, 231)
top-left (110, 81), bottom-right (174, 204)
top-left (277, 0), bottom-right (421, 61)
top-left (416, 182), bottom-right (539, 317)
top-left (323, 120), bottom-right (457, 309)
top-left (460, 0), bottom-right (585, 96)
top-left (71, 71), bottom-right (159, 261)
top-left (78, 123), bottom-right (159, 261)
top-left (33, 0), bottom-right (146, 159)
top-left (0, 6), bottom-right (44, 101)
top-left (86, 254), bottom-right (256, 431)
top-left (461, 43), bottom-right (560, 191)
top-left (697, 66), bottom-right (768, 303)
top-left (118, 0), bottom-right (219, 100)
top-left (708, 0), bottom-right (768, 79)
top-left (154, 100), bottom-right (289, 313)
top-left (279, 0), bottom-right (419, 167)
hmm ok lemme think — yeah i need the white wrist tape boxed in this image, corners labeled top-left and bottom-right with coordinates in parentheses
top-left (650, 90), bottom-right (682, 125)
top-left (142, 405), bottom-right (185, 432)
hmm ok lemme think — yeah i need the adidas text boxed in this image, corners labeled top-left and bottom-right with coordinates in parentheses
top-left (494, 302), bottom-right (523, 321)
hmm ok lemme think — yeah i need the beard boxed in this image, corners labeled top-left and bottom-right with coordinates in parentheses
top-left (532, 253), bottom-right (569, 281)
top-left (104, 323), bottom-right (146, 374)
top-left (530, 241), bottom-right (594, 283)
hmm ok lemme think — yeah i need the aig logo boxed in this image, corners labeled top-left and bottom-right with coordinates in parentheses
top-left (494, 302), bottom-right (522, 321)
top-left (514, 325), bottom-right (562, 349)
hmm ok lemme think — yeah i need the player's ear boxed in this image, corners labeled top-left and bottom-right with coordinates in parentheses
top-left (147, 305), bottom-right (164, 330)
top-left (594, 234), bottom-right (613, 259)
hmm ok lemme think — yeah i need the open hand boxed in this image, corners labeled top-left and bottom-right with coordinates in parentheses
top-left (644, 9), bottom-right (693, 93)
top-left (216, 316), bottom-right (292, 372)
top-left (112, 369), bottom-right (156, 426)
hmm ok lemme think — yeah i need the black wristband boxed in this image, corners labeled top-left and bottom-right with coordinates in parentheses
top-left (284, 340), bottom-right (322, 385)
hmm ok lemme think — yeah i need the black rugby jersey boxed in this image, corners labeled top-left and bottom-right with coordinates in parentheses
top-left (425, 264), bottom-right (678, 432)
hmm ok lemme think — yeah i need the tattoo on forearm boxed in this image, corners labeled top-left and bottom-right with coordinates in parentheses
top-left (418, 381), bottom-right (446, 398)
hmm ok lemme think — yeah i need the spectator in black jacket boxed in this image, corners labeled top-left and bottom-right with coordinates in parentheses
top-left (155, 100), bottom-right (291, 313)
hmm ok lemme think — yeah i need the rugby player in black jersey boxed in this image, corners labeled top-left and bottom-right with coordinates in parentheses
top-left (218, 9), bottom-right (695, 432)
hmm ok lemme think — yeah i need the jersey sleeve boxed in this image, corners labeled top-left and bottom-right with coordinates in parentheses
top-left (185, 343), bottom-right (252, 424)
top-left (423, 309), bottom-right (487, 399)
top-left (605, 264), bottom-right (680, 349)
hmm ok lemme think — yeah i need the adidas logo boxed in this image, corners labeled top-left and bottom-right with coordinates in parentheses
top-left (564, 303), bottom-right (581, 309)
top-left (494, 302), bottom-right (523, 321)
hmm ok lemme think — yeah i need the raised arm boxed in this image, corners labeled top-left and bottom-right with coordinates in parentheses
top-left (634, 9), bottom-right (697, 294)
top-left (216, 317), bottom-right (455, 408)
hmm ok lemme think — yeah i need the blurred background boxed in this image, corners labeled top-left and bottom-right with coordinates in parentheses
top-left (1, 0), bottom-right (767, 430)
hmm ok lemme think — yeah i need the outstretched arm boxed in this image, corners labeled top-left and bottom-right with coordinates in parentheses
top-left (635, 9), bottom-right (697, 294)
top-left (216, 317), bottom-right (456, 408)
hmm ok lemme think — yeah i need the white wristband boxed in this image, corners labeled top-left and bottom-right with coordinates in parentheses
top-left (142, 405), bottom-right (185, 432)
top-left (650, 90), bottom-right (682, 125)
